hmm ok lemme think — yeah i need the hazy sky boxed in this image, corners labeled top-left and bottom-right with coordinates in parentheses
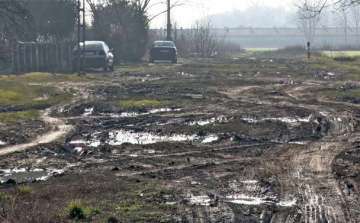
top-left (148, 0), bottom-right (295, 28)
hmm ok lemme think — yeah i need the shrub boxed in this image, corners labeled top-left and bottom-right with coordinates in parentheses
top-left (67, 200), bottom-right (86, 220)
top-left (258, 45), bottom-right (321, 57)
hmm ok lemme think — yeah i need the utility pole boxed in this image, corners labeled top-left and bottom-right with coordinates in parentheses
top-left (166, 0), bottom-right (172, 41)
top-left (77, 0), bottom-right (86, 76)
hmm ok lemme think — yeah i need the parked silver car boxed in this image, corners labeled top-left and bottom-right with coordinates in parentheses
top-left (72, 41), bottom-right (114, 72)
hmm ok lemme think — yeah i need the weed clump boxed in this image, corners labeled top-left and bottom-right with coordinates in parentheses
top-left (67, 200), bottom-right (86, 220)
top-left (66, 200), bottom-right (100, 220)
top-left (17, 185), bottom-right (35, 194)
top-left (0, 193), bottom-right (12, 216)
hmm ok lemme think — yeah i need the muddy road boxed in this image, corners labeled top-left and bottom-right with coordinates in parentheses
top-left (0, 57), bottom-right (359, 222)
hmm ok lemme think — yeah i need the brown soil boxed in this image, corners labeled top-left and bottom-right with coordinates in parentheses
top-left (0, 56), bottom-right (359, 222)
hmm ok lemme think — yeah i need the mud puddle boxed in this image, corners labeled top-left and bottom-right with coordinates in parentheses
top-left (85, 107), bottom-right (181, 117)
top-left (241, 115), bottom-right (313, 123)
top-left (228, 194), bottom-right (297, 207)
top-left (0, 168), bottom-right (62, 183)
top-left (70, 130), bottom-right (219, 147)
top-left (184, 194), bottom-right (297, 207)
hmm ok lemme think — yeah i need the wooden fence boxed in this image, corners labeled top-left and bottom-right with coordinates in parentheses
top-left (0, 42), bottom-right (75, 74)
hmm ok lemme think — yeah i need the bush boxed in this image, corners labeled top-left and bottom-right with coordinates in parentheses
top-left (258, 45), bottom-right (321, 57)
top-left (67, 200), bottom-right (86, 220)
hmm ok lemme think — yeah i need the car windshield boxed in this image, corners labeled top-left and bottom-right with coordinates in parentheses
top-left (154, 42), bottom-right (174, 47)
top-left (75, 42), bottom-right (103, 50)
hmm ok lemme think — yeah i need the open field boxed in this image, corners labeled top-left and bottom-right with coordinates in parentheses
top-left (245, 48), bottom-right (278, 52)
top-left (0, 52), bottom-right (360, 222)
top-left (322, 50), bottom-right (360, 58)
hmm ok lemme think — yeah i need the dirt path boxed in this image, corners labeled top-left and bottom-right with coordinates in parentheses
top-left (0, 81), bottom-right (99, 156)
top-left (0, 108), bottom-right (73, 156)
top-left (270, 85), bottom-right (358, 222)
top-left (220, 80), bottom-right (357, 222)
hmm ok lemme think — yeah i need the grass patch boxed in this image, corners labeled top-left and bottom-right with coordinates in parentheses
top-left (245, 48), bottom-right (278, 52)
top-left (320, 89), bottom-right (360, 100)
top-left (95, 182), bottom-right (170, 222)
top-left (116, 200), bottom-right (143, 212)
top-left (0, 72), bottom-right (106, 83)
top-left (299, 56), bottom-right (360, 80)
top-left (0, 89), bottom-right (19, 102)
top-left (113, 100), bottom-right (170, 109)
top-left (0, 84), bottom-right (71, 111)
top-left (0, 110), bottom-right (39, 124)
top-left (322, 51), bottom-right (360, 58)
top-left (17, 185), bottom-right (35, 194)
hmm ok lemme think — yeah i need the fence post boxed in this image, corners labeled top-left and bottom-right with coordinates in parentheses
top-left (11, 44), bottom-right (14, 73)
top-left (56, 43), bottom-right (59, 70)
top-left (69, 43), bottom-right (72, 69)
top-left (16, 43), bottom-right (19, 73)
top-left (29, 43), bottom-right (33, 71)
top-left (36, 43), bottom-right (39, 72)
top-left (60, 43), bottom-right (63, 68)
top-left (23, 43), bottom-right (26, 72)
top-left (46, 44), bottom-right (49, 70)
top-left (40, 45), bottom-right (43, 70)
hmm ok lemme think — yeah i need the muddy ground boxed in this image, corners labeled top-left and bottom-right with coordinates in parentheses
top-left (0, 55), bottom-right (360, 222)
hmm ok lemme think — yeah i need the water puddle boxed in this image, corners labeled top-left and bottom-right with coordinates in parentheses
top-left (227, 194), bottom-right (296, 207)
top-left (70, 130), bottom-right (219, 147)
top-left (240, 180), bottom-right (258, 184)
top-left (70, 140), bottom-right (101, 148)
top-left (0, 163), bottom-right (81, 183)
top-left (289, 141), bottom-right (309, 145)
top-left (82, 108), bottom-right (94, 116)
top-left (99, 108), bottom-right (181, 118)
top-left (0, 168), bottom-right (61, 183)
top-left (108, 130), bottom-right (218, 146)
top-left (188, 116), bottom-right (228, 126)
top-left (241, 115), bottom-right (312, 124)
top-left (0, 140), bottom-right (6, 146)
top-left (202, 136), bottom-right (219, 143)
top-left (190, 195), bottom-right (211, 206)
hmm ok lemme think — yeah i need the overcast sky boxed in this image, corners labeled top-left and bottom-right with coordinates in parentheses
top-left (148, 0), bottom-right (296, 28)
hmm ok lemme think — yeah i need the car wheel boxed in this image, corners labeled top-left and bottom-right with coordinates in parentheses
top-left (109, 65), bottom-right (114, 71)
top-left (171, 58), bottom-right (177, 64)
top-left (103, 61), bottom-right (109, 71)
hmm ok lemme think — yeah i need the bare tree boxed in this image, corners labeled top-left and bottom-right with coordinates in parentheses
top-left (335, 7), bottom-right (350, 44)
top-left (296, 0), bottom-right (324, 43)
top-left (192, 19), bottom-right (226, 57)
top-left (0, 0), bottom-right (31, 37)
top-left (0, 0), bottom-right (31, 63)
top-left (87, 0), bottom-right (186, 24)
top-left (349, 4), bottom-right (360, 43)
top-left (300, 0), bottom-right (360, 16)
top-left (24, 0), bottom-right (77, 43)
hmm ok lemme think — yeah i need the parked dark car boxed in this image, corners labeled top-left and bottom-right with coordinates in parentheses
top-left (72, 41), bottom-right (114, 72)
top-left (149, 41), bottom-right (177, 63)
